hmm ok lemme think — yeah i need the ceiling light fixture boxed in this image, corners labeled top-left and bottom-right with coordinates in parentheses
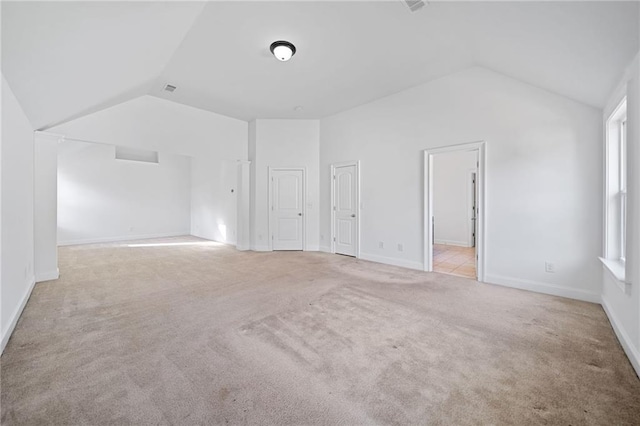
top-left (270, 40), bottom-right (296, 62)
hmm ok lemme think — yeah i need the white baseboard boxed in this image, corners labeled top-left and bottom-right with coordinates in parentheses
top-left (248, 245), bottom-right (321, 252)
top-left (360, 252), bottom-right (424, 271)
top-left (35, 268), bottom-right (59, 283)
top-left (247, 244), bottom-right (321, 252)
top-left (193, 236), bottom-right (237, 247)
top-left (1, 275), bottom-right (36, 355)
top-left (190, 232), bottom-right (237, 247)
top-left (58, 231), bottom-right (190, 246)
top-left (319, 245), bottom-right (331, 253)
top-left (434, 239), bottom-right (471, 248)
top-left (601, 296), bottom-right (640, 378)
top-left (484, 273), bottom-right (600, 304)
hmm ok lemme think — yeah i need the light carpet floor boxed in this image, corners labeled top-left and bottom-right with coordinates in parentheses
top-left (1, 236), bottom-right (639, 425)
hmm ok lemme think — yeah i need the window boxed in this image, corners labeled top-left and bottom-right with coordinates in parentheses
top-left (602, 98), bottom-right (627, 283)
top-left (619, 118), bottom-right (627, 261)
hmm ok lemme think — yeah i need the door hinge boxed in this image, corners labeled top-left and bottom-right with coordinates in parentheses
top-left (333, 237), bottom-right (336, 242)
top-left (333, 206), bottom-right (336, 211)
top-left (333, 175), bottom-right (336, 180)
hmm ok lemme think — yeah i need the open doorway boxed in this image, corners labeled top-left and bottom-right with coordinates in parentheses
top-left (424, 141), bottom-right (485, 281)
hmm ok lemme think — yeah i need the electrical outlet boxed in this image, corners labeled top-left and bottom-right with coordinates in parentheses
top-left (379, 241), bottom-right (384, 249)
top-left (545, 262), bottom-right (555, 273)
top-left (397, 243), bottom-right (403, 252)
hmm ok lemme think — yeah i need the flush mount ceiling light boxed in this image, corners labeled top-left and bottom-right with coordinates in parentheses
top-left (270, 40), bottom-right (296, 62)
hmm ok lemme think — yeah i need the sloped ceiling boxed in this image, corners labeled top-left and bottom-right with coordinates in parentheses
top-left (2, 1), bottom-right (638, 128)
top-left (1, 1), bottom-right (205, 129)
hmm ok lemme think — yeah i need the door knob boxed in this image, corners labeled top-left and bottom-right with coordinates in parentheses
top-left (298, 213), bottom-right (302, 216)
top-left (351, 214), bottom-right (356, 218)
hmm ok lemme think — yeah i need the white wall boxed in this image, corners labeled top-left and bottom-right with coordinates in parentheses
top-left (236, 161), bottom-right (251, 250)
top-left (601, 51), bottom-right (640, 377)
top-left (248, 121), bottom-right (257, 249)
top-left (249, 119), bottom-right (320, 251)
top-left (34, 132), bottom-right (59, 281)
top-left (191, 157), bottom-right (237, 244)
top-left (1, 75), bottom-right (35, 353)
top-left (49, 95), bottom-right (248, 245)
top-left (433, 150), bottom-right (477, 247)
top-left (57, 139), bottom-right (191, 245)
top-left (320, 66), bottom-right (602, 301)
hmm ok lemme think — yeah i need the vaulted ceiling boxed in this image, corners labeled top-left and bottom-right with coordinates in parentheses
top-left (2, 1), bottom-right (638, 130)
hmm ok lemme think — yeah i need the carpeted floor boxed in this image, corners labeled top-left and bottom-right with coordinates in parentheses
top-left (1, 236), bottom-right (639, 425)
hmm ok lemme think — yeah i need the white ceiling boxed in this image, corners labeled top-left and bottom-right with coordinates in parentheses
top-left (1, 1), bottom-right (205, 129)
top-left (2, 1), bottom-right (638, 129)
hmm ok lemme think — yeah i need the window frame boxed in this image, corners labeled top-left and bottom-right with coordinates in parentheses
top-left (601, 97), bottom-right (628, 286)
top-left (619, 118), bottom-right (627, 262)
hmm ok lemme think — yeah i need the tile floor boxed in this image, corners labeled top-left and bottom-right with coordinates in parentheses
top-left (433, 244), bottom-right (476, 279)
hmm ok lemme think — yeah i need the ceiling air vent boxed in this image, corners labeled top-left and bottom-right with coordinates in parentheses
top-left (164, 84), bottom-right (177, 93)
top-left (405, 0), bottom-right (426, 12)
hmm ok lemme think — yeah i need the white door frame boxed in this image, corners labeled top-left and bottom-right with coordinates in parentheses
top-left (424, 141), bottom-right (486, 281)
top-left (268, 167), bottom-right (306, 251)
top-left (467, 169), bottom-right (477, 248)
top-left (330, 161), bottom-right (361, 258)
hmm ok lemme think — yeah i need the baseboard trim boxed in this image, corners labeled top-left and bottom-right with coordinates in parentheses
top-left (434, 239), bottom-right (471, 248)
top-left (360, 252), bottom-right (423, 271)
top-left (189, 233), bottom-right (237, 247)
top-left (58, 232), bottom-right (189, 246)
top-left (1, 275), bottom-right (36, 355)
top-left (319, 245), bottom-right (331, 253)
top-left (305, 245), bottom-right (320, 252)
top-left (484, 273), bottom-right (600, 304)
top-left (194, 236), bottom-right (237, 247)
top-left (252, 245), bottom-right (270, 252)
top-left (601, 296), bottom-right (640, 378)
top-left (35, 268), bottom-right (59, 283)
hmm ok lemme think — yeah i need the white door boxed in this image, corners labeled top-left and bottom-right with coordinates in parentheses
top-left (271, 169), bottom-right (304, 250)
top-left (334, 165), bottom-right (357, 256)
